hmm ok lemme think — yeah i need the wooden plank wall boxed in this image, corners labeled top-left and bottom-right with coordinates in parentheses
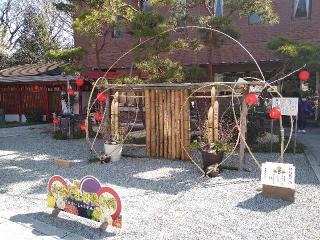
top-left (144, 89), bottom-right (190, 160)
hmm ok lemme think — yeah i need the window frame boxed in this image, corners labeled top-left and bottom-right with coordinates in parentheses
top-left (248, 13), bottom-right (262, 25)
top-left (293, 0), bottom-right (312, 20)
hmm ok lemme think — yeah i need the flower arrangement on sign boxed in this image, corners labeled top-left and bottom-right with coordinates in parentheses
top-left (47, 175), bottom-right (122, 229)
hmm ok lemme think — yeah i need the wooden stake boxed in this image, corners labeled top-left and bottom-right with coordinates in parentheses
top-left (239, 95), bottom-right (248, 171)
top-left (183, 89), bottom-right (191, 160)
top-left (111, 91), bottom-right (120, 137)
top-left (213, 100), bottom-right (219, 142)
top-left (180, 90), bottom-right (185, 160)
top-left (164, 91), bottom-right (168, 159)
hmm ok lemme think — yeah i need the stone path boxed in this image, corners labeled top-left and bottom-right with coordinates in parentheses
top-left (298, 127), bottom-right (320, 181)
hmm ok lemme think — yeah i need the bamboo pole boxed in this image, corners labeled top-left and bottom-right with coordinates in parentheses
top-left (145, 90), bottom-right (151, 156)
top-left (167, 90), bottom-right (172, 159)
top-left (183, 89), bottom-right (191, 160)
top-left (279, 116), bottom-right (285, 163)
top-left (150, 90), bottom-right (156, 157)
top-left (175, 90), bottom-right (181, 160)
top-left (239, 94), bottom-right (248, 170)
top-left (180, 90), bottom-right (185, 160)
top-left (159, 90), bottom-right (164, 157)
top-left (171, 90), bottom-right (176, 159)
top-left (164, 90), bottom-right (168, 158)
top-left (155, 90), bottom-right (160, 157)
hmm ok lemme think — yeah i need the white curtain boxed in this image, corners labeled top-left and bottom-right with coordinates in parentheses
top-left (306, 0), bottom-right (310, 17)
top-left (294, 0), bottom-right (299, 16)
top-left (214, 0), bottom-right (224, 16)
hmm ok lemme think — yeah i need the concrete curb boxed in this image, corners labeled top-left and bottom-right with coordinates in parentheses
top-left (304, 149), bottom-right (320, 183)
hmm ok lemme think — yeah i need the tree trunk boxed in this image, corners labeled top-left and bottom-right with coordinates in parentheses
top-left (95, 44), bottom-right (101, 71)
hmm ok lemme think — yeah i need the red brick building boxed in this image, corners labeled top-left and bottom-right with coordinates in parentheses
top-left (75, 0), bottom-right (320, 75)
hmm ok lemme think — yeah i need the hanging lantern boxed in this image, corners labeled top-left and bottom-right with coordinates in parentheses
top-left (53, 118), bottom-right (59, 126)
top-left (299, 70), bottom-right (310, 81)
top-left (269, 107), bottom-right (281, 119)
top-left (94, 112), bottom-right (103, 121)
top-left (97, 92), bottom-right (107, 102)
top-left (33, 84), bottom-right (40, 92)
top-left (245, 93), bottom-right (258, 106)
top-left (68, 89), bottom-right (76, 96)
top-left (80, 122), bottom-right (86, 131)
top-left (76, 78), bottom-right (84, 87)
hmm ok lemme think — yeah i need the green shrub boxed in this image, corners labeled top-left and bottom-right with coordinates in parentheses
top-left (25, 109), bottom-right (44, 123)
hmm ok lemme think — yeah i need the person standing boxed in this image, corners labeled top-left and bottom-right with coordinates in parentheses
top-left (298, 97), bottom-right (312, 133)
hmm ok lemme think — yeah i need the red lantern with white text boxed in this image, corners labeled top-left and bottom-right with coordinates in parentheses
top-left (94, 112), bottom-right (103, 122)
top-left (34, 84), bottom-right (40, 92)
top-left (299, 70), bottom-right (310, 81)
top-left (80, 122), bottom-right (86, 131)
top-left (76, 78), bottom-right (84, 87)
top-left (53, 118), bottom-right (59, 126)
top-left (269, 107), bottom-right (281, 119)
top-left (97, 92), bottom-right (107, 102)
top-left (245, 93), bottom-right (258, 106)
top-left (68, 89), bottom-right (76, 96)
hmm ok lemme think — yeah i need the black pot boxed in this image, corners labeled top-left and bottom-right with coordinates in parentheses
top-left (201, 150), bottom-right (224, 171)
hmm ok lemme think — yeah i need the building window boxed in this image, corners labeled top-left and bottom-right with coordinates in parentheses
top-left (249, 13), bottom-right (262, 24)
top-left (214, 0), bottom-right (224, 17)
top-left (176, 0), bottom-right (187, 28)
top-left (207, 0), bottom-right (223, 16)
top-left (111, 26), bottom-right (121, 38)
top-left (140, 0), bottom-right (152, 11)
top-left (294, 0), bottom-right (311, 18)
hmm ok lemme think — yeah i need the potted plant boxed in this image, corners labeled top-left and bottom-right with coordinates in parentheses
top-left (103, 133), bottom-right (124, 162)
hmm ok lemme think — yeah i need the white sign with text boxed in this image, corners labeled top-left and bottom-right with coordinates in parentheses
top-left (272, 97), bottom-right (298, 116)
top-left (261, 162), bottom-right (295, 189)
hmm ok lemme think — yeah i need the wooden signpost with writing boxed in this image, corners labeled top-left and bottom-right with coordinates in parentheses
top-left (261, 162), bottom-right (296, 202)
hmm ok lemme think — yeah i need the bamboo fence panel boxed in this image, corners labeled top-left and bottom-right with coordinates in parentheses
top-left (144, 89), bottom-right (191, 160)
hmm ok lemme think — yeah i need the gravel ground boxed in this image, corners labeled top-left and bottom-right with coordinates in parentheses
top-left (0, 125), bottom-right (320, 240)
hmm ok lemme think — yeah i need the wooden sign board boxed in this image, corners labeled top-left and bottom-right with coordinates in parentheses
top-left (47, 175), bottom-right (122, 231)
top-left (272, 98), bottom-right (298, 116)
top-left (261, 162), bottom-right (295, 202)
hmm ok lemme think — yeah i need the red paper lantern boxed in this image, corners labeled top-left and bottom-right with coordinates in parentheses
top-left (299, 70), bottom-right (310, 81)
top-left (269, 107), bottom-right (281, 119)
top-left (97, 92), bottom-right (107, 102)
top-left (245, 93), bottom-right (258, 106)
top-left (33, 84), bottom-right (40, 92)
top-left (53, 118), bottom-right (59, 126)
top-left (68, 89), bottom-right (76, 96)
top-left (94, 112), bottom-right (103, 121)
top-left (76, 78), bottom-right (84, 87)
top-left (80, 122), bottom-right (86, 131)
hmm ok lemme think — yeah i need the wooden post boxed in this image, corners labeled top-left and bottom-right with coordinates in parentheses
top-left (145, 90), bottom-right (151, 156)
top-left (279, 116), bottom-right (285, 163)
top-left (183, 89), bottom-right (191, 160)
top-left (239, 95), bottom-right (248, 171)
top-left (180, 90), bottom-right (185, 160)
top-left (111, 91), bottom-right (120, 137)
top-left (155, 90), bottom-right (160, 157)
top-left (45, 86), bottom-right (50, 122)
top-left (207, 87), bottom-right (216, 143)
top-left (175, 90), bottom-right (181, 160)
top-left (316, 72), bottom-right (319, 121)
top-left (18, 86), bottom-right (22, 123)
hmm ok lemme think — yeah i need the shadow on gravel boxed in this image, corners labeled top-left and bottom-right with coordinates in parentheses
top-left (237, 193), bottom-right (292, 213)
top-left (10, 212), bottom-right (115, 239)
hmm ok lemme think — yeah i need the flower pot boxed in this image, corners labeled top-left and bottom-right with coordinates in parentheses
top-left (104, 143), bottom-right (123, 162)
top-left (201, 150), bottom-right (224, 171)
